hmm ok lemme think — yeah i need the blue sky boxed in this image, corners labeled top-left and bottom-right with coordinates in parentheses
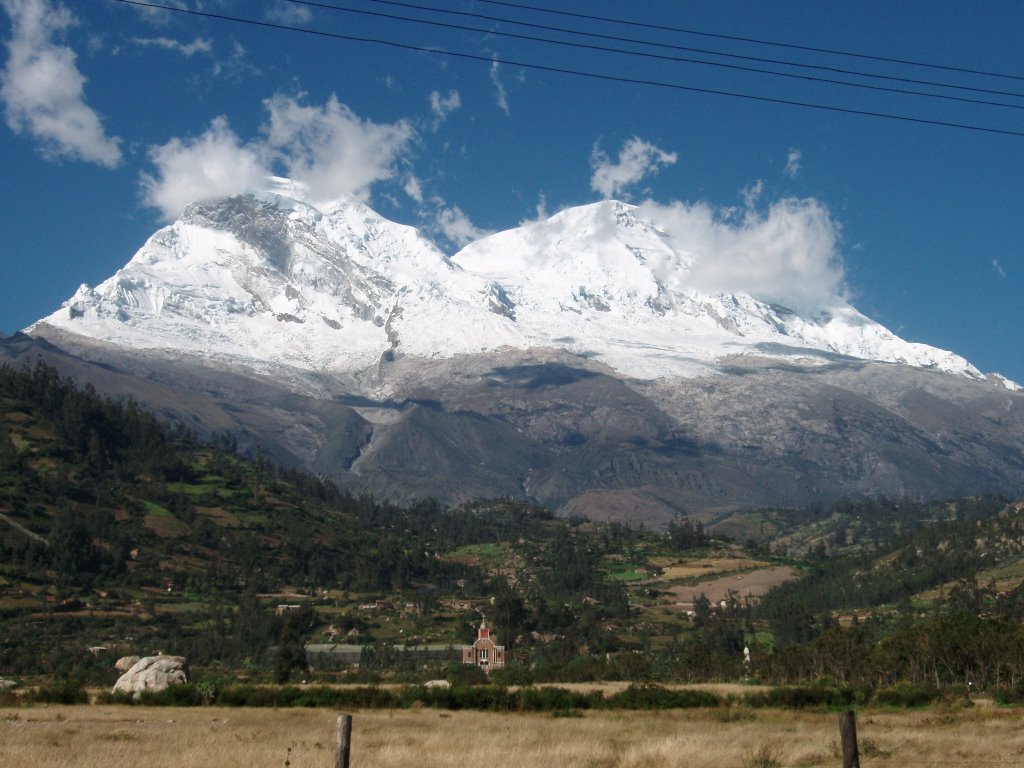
top-left (1, 0), bottom-right (1022, 382)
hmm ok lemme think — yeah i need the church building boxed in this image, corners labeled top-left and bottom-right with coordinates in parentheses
top-left (462, 618), bottom-right (505, 671)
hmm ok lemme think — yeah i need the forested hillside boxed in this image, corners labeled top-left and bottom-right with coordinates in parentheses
top-left (3, 359), bottom-right (1024, 699)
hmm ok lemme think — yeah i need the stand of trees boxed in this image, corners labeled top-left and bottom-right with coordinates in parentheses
top-left (3, 360), bottom-right (1024, 694)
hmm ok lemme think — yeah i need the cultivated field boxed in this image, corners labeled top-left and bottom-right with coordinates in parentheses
top-left (668, 565), bottom-right (799, 608)
top-left (3, 703), bottom-right (1024, 768)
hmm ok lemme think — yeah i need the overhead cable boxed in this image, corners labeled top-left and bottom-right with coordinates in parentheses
top-left (111, 0), bottom-right (1024, 139)
top-left (282, 0), bottom-right (1024, 111)
top-left (315, 0), bottom-right (1024, 101)
top-left (471, 0), bottom-right (1024, 83)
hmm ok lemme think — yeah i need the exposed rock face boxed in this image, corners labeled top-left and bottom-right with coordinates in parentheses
top-left (2, 333), bottom-right (1022, 527)
top-left (112, 655), bottom-right (187, 699)
top-left (114, 655), bottom-right (140, 672)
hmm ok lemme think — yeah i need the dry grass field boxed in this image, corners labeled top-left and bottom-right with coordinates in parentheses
top-left (4, 703), bottom-right (1024, 768)
top-left (654, 557), bottom-right (773, 581)
top-left (667, 565), bottom-right (799, 608)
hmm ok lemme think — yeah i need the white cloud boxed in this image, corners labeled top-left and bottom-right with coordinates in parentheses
top-left (140, 116), bottom-right (270, 222)
top-left (140, 94), bottom-right (416, 220)
top-left (638, 196), bottom-right (846, 313)
top-left (266, 0), bottom-right (312, 25)
top-left (212, 40), bottom-right (259, 80)
top-left (125, 0), bottom-right (186, 26)
top-left (741, 180), bottom-right (764, 210)
top-left (263, 93), bottom-right (415, 207)
top-left (404, 174), bottom-right (423, 204)
top-left (522, 193), bottom-right (549, 225)
top-left (785, 148), bottom-right (802, 178)
top-left (489, 59), bottom-right (509, 115)
top-left (993, 259), bottom-right (1006, 278)
top-left (429, 89), bottom-right (460, 129)
top-left (423, 196), bottom-right (493, 248)
top-left (0, 0), bottom-right (121, 167)
top-left (435, 205), bottom-right (492, 248)
top-left (590, 137), bottom-right (677, 199)
top-left (131, 36), bottom-right (213, 57)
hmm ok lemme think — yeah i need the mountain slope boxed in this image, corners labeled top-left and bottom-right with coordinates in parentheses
top-left (32, 189), bottom-right (998, 385)
top-left (16, 186), bottom-right (1024, 522)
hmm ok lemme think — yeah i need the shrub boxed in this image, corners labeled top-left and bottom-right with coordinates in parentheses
top-left (95, 690), bottom-right (138, 705)
top-left (217, 684), bottom-right (304, 707)
top-left (28, 678), bottom-right (87, 704)
top-left (516, 686), bottom-right (598, 712)
top-left (741, 686), bottom-right (876, 710)
top-left (873, 684), bottom-right (941, 708)
top-left (742, 742), bottom-right (782, 768)
top-left (993, 679), bottom-right (1024, 705)
top-left (139, 684), bottom-right (203, 707)
top-left (607, 684), bottom-right (720, 710)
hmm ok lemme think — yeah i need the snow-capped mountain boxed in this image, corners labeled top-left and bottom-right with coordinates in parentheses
top-left (15, 183), bottom-right (1022, 522)
top-left (31, 185), bottom-right (1002, 387)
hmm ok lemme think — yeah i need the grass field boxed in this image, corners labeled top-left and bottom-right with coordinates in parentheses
top-left (3, 703), bottom-right (1023, 768)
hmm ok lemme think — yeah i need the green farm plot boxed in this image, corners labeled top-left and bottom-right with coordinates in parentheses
top-left (166, 477), bottom-right (246, 501)
top-left (235, 511), bottom-right (271, 527)
top-left (608, 564), bottom-right (650, 582)
top-left (142, 500), bottom-right (172, 517)
top-left (446, 543), bottom-right (507, 566)
top-left (448, 543), bottom-right (503, 557)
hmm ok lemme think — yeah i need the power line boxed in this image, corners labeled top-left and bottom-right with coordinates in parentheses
top-left (283, 0), bottom-right (1024, 111)
top-left (473, 0), bottom-right (1024, 84)
top-left (112, 0), bottom-right (1024, 139)
top-left (330, 0), bottom-right (1024, 101)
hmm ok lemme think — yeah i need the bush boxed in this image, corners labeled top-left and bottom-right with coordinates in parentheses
top-left (28, 678), bottom-right (88, 704)
top-left (294, 686), bottom-right (397, 709)
top-left (139, 684), bottom-right (203, 707)
top-left (516, 686), bottom-right (599, 712)
top-left (607, 684), bottom-right (720, 710)
top-left (95, 690), bottom-right (137, 705)
top-left (217, 684), bottom-right (304, 707)
top-left (419, 684), bottom-right (516, 711)
top-left (490, 665), bottom-right (535, 686)
top-left (742, 686), bottom-right (871, 710)
top-left (872, 684), bottom-right (940, 708)
top-left (215, 684), bottom-right (398, 709)
top-left (993, 679), bottom-right (1024, 705)
top-left (742, 742), bottom-right (782, 768)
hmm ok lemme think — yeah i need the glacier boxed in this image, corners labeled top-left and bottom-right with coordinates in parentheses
top-left (31, 184), bottom-right (1011, 389)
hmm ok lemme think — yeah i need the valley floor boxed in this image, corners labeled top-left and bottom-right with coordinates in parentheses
top-left (2, 703), bottom-right (1022, 768)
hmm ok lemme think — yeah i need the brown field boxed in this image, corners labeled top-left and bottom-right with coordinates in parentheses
top-left (667, 566), bottom-right (799, 608)
top-left (3, 703), bottom-right (1024, 768)
top-left (655, 558), bottom-right (773, 581)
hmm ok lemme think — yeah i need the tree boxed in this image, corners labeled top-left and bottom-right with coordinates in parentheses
top-left (273, 606), bottom-right (316, 683)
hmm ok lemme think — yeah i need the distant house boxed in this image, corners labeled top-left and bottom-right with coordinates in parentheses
top-left (462, 618), bottom-right (505, 671)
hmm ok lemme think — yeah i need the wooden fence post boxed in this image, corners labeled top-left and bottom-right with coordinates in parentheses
top-left (335, 713), bottom-right (352, 768)
top-left (838, 710), bottom-right (859, 768)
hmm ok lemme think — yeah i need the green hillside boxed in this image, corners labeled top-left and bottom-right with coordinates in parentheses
top-left (4, 359), bottom-right (1024, 699)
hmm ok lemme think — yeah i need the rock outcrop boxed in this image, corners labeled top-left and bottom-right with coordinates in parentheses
top-left (114, 655), bottom-right (141, 672)
top-left (112, 655), bottom-right (187, 699)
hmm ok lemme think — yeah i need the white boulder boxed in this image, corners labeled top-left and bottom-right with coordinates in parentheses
top-left (114, 655), bottom-right (141, 672)
top-left (112, 655), bottom-right (187, 699)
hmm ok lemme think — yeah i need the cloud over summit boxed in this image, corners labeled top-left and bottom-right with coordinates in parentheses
top-left (639, 196), bottom-right (847, 314)
top-left (140, 94), bottom-right (416, 221)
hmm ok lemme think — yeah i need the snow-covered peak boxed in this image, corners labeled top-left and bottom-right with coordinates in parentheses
top-left (31, 187), bottom-right (1006, 386)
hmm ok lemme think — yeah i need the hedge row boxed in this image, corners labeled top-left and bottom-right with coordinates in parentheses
top-left (91, 682), bottom-right (945, 711)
